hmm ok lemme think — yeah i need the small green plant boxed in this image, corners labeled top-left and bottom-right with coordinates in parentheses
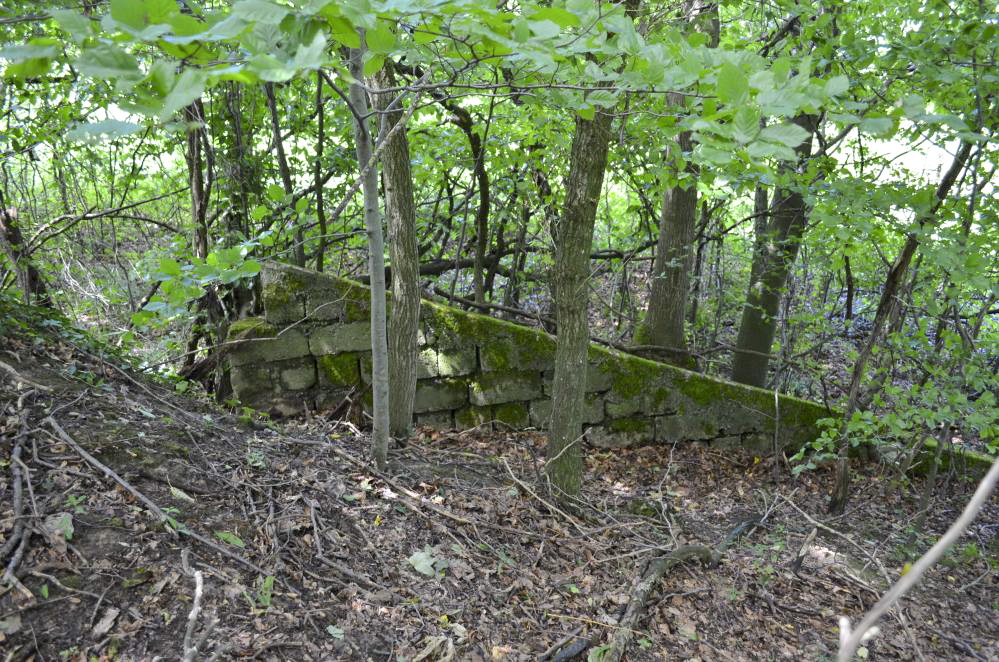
top-left (65, 494), bottom-right (88, 514)
top-left (255, 575), bottom-right (274, 609)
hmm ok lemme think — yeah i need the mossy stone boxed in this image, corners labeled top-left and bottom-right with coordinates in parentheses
top-left (413, 378), bottom-right (468, 413)
top-left (318, 353), bottom-right (360, 388)
top-left (469, 371), bottom-right (543, 406)
top-left (494, 402), bottom-right (529, 427)
top-left (454, 404), bottom-right (493, 429)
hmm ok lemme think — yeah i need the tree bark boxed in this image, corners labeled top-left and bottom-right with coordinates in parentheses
top-left (373, 62), bottom-right (420, 439)
top-left (547, 109), bottom-right (614, 499)
top-left (731, 114), bottom-right (818, 387)
top-left (348, 38), bottom-right (390, 470)
top-left (265, 82), bottom-right (306, 267)
top-left (636, 0), bottom-right (718, 369)
top-left (636, 128), bottom-right (698, 368)
top-left (0, 202), bottom-right (52, 307)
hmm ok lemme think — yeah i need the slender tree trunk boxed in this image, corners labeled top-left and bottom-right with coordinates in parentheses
top-left (348, 37), bottom-right (390, 470)
top-left (265, 82), bottom-right (306, 267)
top-left (314, 72), bottom-right (328, 272)
top-left (373, 62), bottom-right (420, 439)
top-left (731, 114), bottom-right (818, 387)
top-left (828, 140), bottom-right (973, 514)
top-left (843, 255), bottom-right (854, 321)
top-left (547, 109), bottom-right (614, 499)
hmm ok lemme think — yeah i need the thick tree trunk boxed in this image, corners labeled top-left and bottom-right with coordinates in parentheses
top-left (731, 114), bottom-right (817, 387)
top-left (636, 0), bottom-right (718, 369)
top-left (348, 38), bottom-right (390, 470)
top-left (637, 129), bottom-right (697, 368)
top-left (547, 110), bottom-right (614, 499)
top-left (0, 204), bottom-right (52, 307)
top-left (373, 62), bottom-right (420, 439)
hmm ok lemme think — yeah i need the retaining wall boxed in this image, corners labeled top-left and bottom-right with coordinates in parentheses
top-left (226, 262), bottom-right (831, 451)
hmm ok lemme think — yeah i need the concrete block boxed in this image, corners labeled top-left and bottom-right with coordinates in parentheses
top-left (309, 323), bottom-right (371, 354)
top-left (587, 417), bottom-right (655, 449)
top-left (469, 372), bottom-right (543, 406)
top-left (413, 379), bottom-right (468, 413)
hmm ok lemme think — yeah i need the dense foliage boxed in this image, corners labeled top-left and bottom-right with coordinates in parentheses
top-left (1, 0), bottom-right (996, 487)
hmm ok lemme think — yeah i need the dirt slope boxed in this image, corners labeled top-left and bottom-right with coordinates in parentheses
top-left (1, 304), bottom-right (997, 661)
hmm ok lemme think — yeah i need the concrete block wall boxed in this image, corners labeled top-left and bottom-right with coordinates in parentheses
top-left (226, 262), bottom-right (831, 451)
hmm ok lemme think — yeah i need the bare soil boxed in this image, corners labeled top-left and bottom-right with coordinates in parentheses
top-left (1, 317), bottom-right (997, 661)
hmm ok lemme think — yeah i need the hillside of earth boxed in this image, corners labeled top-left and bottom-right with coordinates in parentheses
top-left (2, 301), bottom-right (997, 662)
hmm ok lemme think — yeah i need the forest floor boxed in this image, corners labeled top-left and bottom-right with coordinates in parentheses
top-left (1, 314), bottom-right (998, 662)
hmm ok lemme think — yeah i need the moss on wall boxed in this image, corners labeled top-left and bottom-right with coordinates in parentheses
top-left (236, 261), bottom-right (834, 452)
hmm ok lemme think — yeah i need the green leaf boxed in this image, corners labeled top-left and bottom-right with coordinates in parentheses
top-left (732, 106), bottom-right (761, 144)
top-left (366, 22), bottom-right (395, 53)
top-left (76, 46), bottom-right (143, 85)
top-left (532, 7), bottom-right (581, 28)
top-left (716, 62), bottom-right (748, 104)
top-left (266, 184), bottom-right (286, 202)
top-left (362, 53), bottom-right (385, 77)
top-left (859, 116), bottom-right (894, 136)
top-left (326, 625), bottom-right (346, 639)
top-left (251, 205), bottom-right (269, 221)
top-left (231, 0), bottom-right (289, 24)
top-left (825, 74), bottom-right (849, 97)
top-left (50, 9), bottom-right (92, 41)
top-left (157, 68), bottom-right (207, 120)
top-left (0, 39), bottom-right (60, 61)
top-left (111, 0), bottom-right (177, 30)
top-left (759, 122), bottom-right (810, 148)
top-left (66, 120), bottom-right (143, 142)
top-left (528, 19), bottom-right (562, 40)
top-left (214, 530), bottom-right (246, 548)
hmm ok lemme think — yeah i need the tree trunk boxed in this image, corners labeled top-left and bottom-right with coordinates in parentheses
top-left (731, 114), bottom-right (817, 387)
top-left (827, 140), bottom-right (973, 514)
top-left (547, 109), bottom-right (614, 499)
top-left (348, 37), bottom-right (390, 470)
top-left (265, 82), bottom-right (306, 267)
top-left (636, 0), bottom-right (718, 369)
top-left (636, 128), bottom-right (697, 368)
top-left (373, 62), bottom-right (420, 439)
top-left (0, 203), bottom-right (52, 307)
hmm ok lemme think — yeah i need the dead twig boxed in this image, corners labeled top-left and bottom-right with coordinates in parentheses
top-left (602, 545), bottom-right (719, 662)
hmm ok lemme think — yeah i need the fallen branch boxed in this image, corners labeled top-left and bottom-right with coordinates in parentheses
top-left (837, 455), bottom-right (999, 661)
top-left (0, 360), bottom-right (52, 392)
top-left (181, 570), bottom-right (223, 662)
top-left (602, 545), bottom-right (719, 662)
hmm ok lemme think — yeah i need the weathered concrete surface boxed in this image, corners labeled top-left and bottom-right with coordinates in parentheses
top-left (226, 261), bottom-right (832, 453)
